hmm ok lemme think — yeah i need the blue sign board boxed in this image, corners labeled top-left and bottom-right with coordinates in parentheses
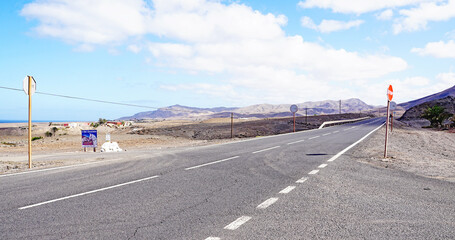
top-left (81, 130), bottom-right (97, 148)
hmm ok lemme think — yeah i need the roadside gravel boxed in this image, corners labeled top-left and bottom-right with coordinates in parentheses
top-left (351, 121), bottom-right (455, 182)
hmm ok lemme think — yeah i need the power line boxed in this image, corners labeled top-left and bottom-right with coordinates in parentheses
top-left (1, 85), bottom-right (353, 115)
top-left (0, 86), bottom-right (160, 110)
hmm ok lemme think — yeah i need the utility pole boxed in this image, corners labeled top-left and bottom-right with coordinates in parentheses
top-left (230, 112), bottom-right (233, 138)
top-left (305, 107), bottom-right (308, 124)
top-left (339, 100), bottom-right (341, 115)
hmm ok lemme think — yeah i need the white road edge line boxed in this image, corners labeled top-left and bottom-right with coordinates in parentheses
top-left (205, 237), bottom-right (221, 240)
top-left (327, 123), bottom-right (385, 163)
top-left (224, 216), bottom-right (252, 230)
top-left (252, 146), bottom-right (280, 154)
top-left (19, 175), bottom-right (159, 210)
top-left (308, 170), bottom-right (319, 175)
top-left (296, 177), bottom-right (308, 183)
top-left (1, 158), bottom-right (124, 178)
top-left (309, 136), bottom-right (320, 140)
top-left (185, 156), bottom-right (239, 170)
top-left (257, 197), bottom-right (279, 209)
top-left (287, 139), bottom-right (305, 145)
top-left (318, 164), bottom-right (328, 168)
top-left (279, 186), bottom-right (296, 194)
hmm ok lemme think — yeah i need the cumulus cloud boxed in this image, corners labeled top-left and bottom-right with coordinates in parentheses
top-left (393, 0), bottom-right (455, 34)
top-left (411, 40), bottom-right (455, 58)
top-left (21, 0), bottom-right (409, 105)
top-left (297, 0), bottom-right (429, 14)
top-left (301, 17), bottom-right (364, 33)
top-left (21, 0), bottom-right (152, 47)
top-left (377, 9), bottom-right (394, 20)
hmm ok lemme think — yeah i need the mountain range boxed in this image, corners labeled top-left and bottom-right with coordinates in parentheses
top-left (119, 85), bottom-right (455, 120)
top-left (119, 98), bottom-right (376, 120)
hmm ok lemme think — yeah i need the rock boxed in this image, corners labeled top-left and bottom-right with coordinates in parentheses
top-left (100, 142), bottom-right (122, 152)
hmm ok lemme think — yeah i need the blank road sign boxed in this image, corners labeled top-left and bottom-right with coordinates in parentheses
top-left (290, 104), bottom-right (298, 113)
top-left (23, 76), bottom-right (36, 96)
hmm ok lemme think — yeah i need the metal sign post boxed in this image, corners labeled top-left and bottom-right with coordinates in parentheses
top-left (23, 76), bottom-right (36, 168)
top-left (389, 101), bottom-right (396, 133)
top-left (384, 85), bottom-right (393, 158)
top-left (290, 105), bottom-right (298, 133)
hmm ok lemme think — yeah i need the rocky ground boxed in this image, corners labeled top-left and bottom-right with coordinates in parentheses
top-left (350, 120), bottom-right (455, 182)
top-left (2, 115), bottom-right (454, 183)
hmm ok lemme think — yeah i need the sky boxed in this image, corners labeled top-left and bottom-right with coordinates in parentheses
top-left (0, 0), bottom-right (454, 121)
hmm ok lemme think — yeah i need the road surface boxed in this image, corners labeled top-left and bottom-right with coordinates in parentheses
top-left (1, 118), bottom-right (454, 239)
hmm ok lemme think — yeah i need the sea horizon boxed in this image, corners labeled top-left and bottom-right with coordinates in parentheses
top-left (0, 120), bottom-right (92, 123)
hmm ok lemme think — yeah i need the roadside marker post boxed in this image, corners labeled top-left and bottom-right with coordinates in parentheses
top-left (290, 105), bottom-right (298, 132)
top-left (384, 85), bottom-right (393, 158)
top-left (23, 76), bottom-right (36, 168)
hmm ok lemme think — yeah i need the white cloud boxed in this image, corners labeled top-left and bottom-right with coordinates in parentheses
top-left (297, 0), bottom-right (429, 14)
top-left (356, 73), bottom-right (454, 105)
top-left (377, 9), bottom-right (394, 20)
top-left (21, 0), bottom-right (409, 105)
top-left (127, 44), bottom-right (141, 53)
top-left (21, 0), bottom-right (152, 47)
top-left (436, 72), bottom-right (455, 84)
top-left (411, 40), bottom-right (455, 58)
top-left (393, 0), bottom-right (455, 34)
top-left (301, 17), bottom-right (364, 33)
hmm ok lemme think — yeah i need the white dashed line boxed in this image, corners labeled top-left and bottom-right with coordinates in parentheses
top-left (322, 133), bottom-right (331, 136)
top-left (309, 136), bottom-right (320, 140)
top-left (224, 216), bottom-right (252, 230)
top-left (296, 177), bottom-right (308, 183)
top-left (318, 164), bottom-right (328, 168)
top-left (19, 175), bottom-right (159, 210)
top-left (257, 197), bottom-right (279, 209)
top-left (333, 131), bottom-right (340, 133)
top-left (279, 186), bottom-right (296, 194)
top-left (308, 169), bottom-right (319, 175)
top-left (185, 156), bottom-right (239, 170)
top-left (205, 237), bottom-right (221, 240)
top-left (252, 146), bottom-right (280, 154)
top-left (287, 139), bottom-right (305, 145)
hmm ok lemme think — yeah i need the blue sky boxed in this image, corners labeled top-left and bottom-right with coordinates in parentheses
top-left (1, 0), bottom-right (454, 121)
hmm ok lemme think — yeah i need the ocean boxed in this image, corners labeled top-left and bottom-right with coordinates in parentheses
top-left (0, 120), bottom-right (85, 123)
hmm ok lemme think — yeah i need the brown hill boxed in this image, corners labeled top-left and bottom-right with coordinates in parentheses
top-left (399, 96), bottom-right (455, 121)
top-left (119, 98), bottom-right (375, 120)
top-left (399, 85), bottom-right (455, 110)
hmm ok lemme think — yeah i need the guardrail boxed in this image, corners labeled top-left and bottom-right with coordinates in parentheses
top-left (319, 117), bottom-right (370, 129)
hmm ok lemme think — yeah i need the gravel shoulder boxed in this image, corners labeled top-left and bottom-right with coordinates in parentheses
top-left (351, 121), bottom-right (455, 182)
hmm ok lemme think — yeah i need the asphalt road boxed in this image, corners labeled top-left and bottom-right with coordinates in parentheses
top-left (1, 117), bottom-right (454, 239)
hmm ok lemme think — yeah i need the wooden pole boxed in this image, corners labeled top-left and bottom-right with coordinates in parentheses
top-left (339, 100), bottom-right (341, 115)
top-left (28, 76), bottom-right (32, 168)
top-left (391, 111), bottom-right (393, 132)
top-left (305, 108), bottom-right (308, 124)
top-left (293, 112), bottom-right (296, 132)
top-left (384, 100), bottom-right (390, 158)
top-left (230, 112), bottom-right (233, 138)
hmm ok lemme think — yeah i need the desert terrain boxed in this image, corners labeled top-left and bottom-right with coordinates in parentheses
top-left (1, 114), bottom-right (454, 184)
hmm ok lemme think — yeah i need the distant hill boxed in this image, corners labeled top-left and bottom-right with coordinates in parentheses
top-left (119, 98), bottom-right (375, 120)
top-left (400, 96), bottom-right (455, 121)
top-left (399, 85), bottom-right (455, 110)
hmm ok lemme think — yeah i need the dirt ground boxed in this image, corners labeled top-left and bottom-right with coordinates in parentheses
top-left (2, 115), bottom-right (454, 183)
top-left (351, 121), bottom-right (455, 182)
